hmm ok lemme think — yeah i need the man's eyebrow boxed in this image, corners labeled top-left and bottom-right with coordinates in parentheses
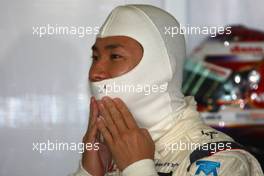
top-left (104, 44), bottom-right (124, 50)
top-left (91, 44), bottom-right (124, 51)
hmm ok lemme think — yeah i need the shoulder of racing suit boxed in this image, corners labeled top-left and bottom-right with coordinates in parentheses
top-left (154, 120), bottom-right (264, 176)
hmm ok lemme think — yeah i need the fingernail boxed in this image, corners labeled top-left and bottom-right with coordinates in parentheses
top-left (98, 115), bottom-right (104, 121)
top-left (102, 96), bottom-right (110, 101)
top-left (96, 116), bottom-right (104, 122)
top-left (98, 101), bottom-right (104, 107)
top-left (90, 96), bottom-right (94, 102)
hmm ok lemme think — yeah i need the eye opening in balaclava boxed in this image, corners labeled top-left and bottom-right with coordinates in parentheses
top-left (91, 35), bottom-right (145, 81)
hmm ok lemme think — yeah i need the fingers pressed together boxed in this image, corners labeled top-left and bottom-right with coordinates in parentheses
top-left (96, 96), bottom-right (138, 145)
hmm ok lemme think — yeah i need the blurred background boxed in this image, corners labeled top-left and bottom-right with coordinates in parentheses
top-left (0, 0), bottom-right (263, 175)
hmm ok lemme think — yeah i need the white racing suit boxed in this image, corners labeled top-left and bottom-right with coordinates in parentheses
top-left (72, 4), bottom-right (263, 176)
top-left (72, 97), bottom-right (264, 176)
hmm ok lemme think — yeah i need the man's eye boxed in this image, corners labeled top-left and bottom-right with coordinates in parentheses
top-left (110, 54), bottom-right (122, 60)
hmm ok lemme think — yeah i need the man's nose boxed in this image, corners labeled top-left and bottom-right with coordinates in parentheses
top-left (89, 60), bottom-right (110, 82)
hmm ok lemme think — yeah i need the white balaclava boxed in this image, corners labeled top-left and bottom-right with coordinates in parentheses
top-left (90, 5), bottom-right (186, 137)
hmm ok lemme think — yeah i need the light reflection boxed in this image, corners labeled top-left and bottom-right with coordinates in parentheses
top-left (0, 94), bottom-right (89, 128)
top-left (218, 121), bottom-right (225, 127)
top-left (8, 98), bottom-right (21, 127)
top-left (51, 96), bottom-right (58, 124)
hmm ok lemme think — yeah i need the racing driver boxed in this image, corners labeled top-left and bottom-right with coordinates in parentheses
top-left (72, 4), bottom-right (264, 176)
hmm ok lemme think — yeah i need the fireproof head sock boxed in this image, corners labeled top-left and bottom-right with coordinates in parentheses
top-left (90, 5), bottom-right (186, 129)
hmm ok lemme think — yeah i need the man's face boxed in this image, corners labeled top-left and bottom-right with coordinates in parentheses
top-left (89, 36), bottom-right (143, 82)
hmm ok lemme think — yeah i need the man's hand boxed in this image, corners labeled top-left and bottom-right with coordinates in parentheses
top-left (82, 96), bottom-right (111, 176)
top-left (96, 96), bottom-right (155, 171)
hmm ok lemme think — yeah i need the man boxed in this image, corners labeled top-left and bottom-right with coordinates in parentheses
top-left (73, 4), bottom-right (263, 176)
